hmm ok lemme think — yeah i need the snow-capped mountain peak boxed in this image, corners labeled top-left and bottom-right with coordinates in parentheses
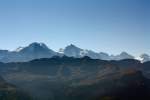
top-left (15, 47), bottom-right (24, 52)
top-left (65, 44), bottom-right (82, 50)
top-left (28, 42), bottom-right (49, 49)
top-left (0, 42), bottom-right (57, 62)
top-left (114, 52), bottom-right (134, 60)
top-left (19, 42), bottom-right (52, 53)
top-left (119, 52), bottom-right (133, 57)
top-left (63, 44), bottom-right (83, 57)
top-left (136, 54), bottom-right (150, 63)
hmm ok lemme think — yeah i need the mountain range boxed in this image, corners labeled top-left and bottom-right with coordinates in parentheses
top-left (0, 42), bottom-right (149, 63)
top-left (0, 43), bottom-right (149, 100)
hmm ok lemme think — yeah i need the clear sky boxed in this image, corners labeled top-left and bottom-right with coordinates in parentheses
top-left (0, 0), bottom-right (149, 56)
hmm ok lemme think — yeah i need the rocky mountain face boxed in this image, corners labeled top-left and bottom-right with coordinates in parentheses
top-left (0, 56), bottom-right (150, 100)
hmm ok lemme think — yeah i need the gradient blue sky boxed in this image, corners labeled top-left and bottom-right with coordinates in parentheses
top-left (0, 0), bottom-right (149, 56)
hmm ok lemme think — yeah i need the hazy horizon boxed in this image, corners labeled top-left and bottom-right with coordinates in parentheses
top-left (0, 42), bottom-right (148, 57)
top-left (0, 0), bottom-right (149, 56)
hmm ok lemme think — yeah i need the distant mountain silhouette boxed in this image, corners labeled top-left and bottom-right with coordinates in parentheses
top-left (0, 42), bottom-right (149, 63)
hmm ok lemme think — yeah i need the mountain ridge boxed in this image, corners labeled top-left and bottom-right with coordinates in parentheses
top-left (0, 56), bottom-right (150, 100)
top-left (0, 42), bottom-right (149, 63)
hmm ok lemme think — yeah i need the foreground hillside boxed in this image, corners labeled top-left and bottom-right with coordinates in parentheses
top-left (0, 75), bottom-right (32, 100)
top-left (0, 56), bottom-right (149, 100)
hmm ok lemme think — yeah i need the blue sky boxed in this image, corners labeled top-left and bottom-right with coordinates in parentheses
top-left (0, 0), bottom-right (149, 56)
